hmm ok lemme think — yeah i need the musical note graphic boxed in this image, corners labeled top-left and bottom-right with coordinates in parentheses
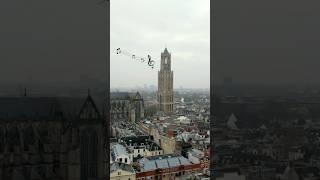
top-left (116, 48), bottom-right (121, 54)
top-left (115, 48), bottom-right (156, 69)
top-left (147, 55), bottom-right (155, 68)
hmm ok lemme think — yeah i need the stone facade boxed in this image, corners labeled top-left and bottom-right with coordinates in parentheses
top-left (158, 48), bottom-right (174, 113)
top-left (142, 124), bottom-right (176, 154)
top-left (110, 92), bottom-right (144, 123)
top-left (0, 95), bottom-right (107, 180)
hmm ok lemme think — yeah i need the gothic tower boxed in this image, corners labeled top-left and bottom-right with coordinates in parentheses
top-left (158, 48), bottom-right (174, 113)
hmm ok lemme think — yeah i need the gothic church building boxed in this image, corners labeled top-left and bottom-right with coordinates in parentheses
top-left (0, 94), bottom-right (107, 180)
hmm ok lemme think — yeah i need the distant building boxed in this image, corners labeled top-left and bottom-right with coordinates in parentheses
top-left (110, 162), bottom-right (136, 180)
top-left (227, 113), bottom-right (239, 130)
top-left (111, 92), bottom-right (144, 123)
top-left (158, 48), bottom-right (174, 114)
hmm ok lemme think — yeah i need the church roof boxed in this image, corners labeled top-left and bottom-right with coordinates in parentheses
top-left (282, 164), bottom-right (299, 180)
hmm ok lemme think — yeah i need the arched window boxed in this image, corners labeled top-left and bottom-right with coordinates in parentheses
top-left (80, 129), bottom-right (98, 180)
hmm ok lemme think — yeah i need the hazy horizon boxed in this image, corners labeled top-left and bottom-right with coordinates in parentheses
top-left (110, 0), bottom-right (210, 89)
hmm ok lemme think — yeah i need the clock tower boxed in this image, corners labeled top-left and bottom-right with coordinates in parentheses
top-left (158, 48), bottom-right (174, 113)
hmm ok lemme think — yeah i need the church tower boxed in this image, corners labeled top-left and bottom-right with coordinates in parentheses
top-left (158, 48), bottom-right (174, 113)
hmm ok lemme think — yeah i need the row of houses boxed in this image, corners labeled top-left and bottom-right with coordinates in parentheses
top-left (110, 135), bottom-right (209, 180)
top-left (111, 154), bottom-right (208, 180)
top-left (111, 136), bottom-right (164, 165)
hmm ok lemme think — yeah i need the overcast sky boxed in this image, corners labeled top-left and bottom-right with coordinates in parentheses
top-left (110, 0), bottom-right (210, 89)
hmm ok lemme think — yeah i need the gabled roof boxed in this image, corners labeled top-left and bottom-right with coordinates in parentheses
top-left (282, 164), bottom-right (299, 180)
top-left (79, 94), bottom-right (101, 119)
top-left (112, 144), bottom-right (129, 157)
top-left (134, 91), bottom-right (142, 99)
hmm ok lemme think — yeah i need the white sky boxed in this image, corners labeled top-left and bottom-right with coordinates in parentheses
top-left (110, 0), bottom-right (210, 89)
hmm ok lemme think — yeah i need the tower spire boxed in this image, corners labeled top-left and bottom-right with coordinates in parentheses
top-left (158, 48), bottom-right (174, 114)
